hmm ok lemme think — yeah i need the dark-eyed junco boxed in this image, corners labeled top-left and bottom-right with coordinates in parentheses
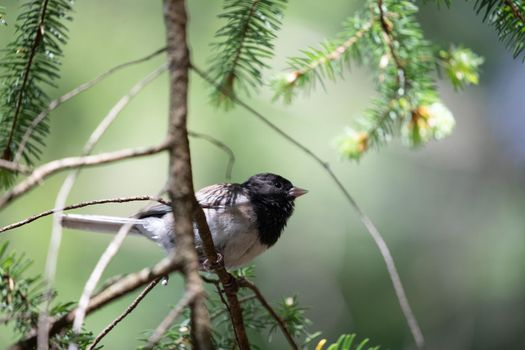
top-left (61, 173), bottom-right (307, 268)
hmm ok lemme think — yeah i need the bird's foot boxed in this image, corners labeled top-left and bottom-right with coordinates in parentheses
top-left (203, 253), bottom-right (224, 272)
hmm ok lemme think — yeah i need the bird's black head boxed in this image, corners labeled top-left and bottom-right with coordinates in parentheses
top-left (242, 173), bottom-right (307, 246)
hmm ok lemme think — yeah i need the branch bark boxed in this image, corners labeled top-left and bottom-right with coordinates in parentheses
top-left (8, 258), bottom-right (182, 350)
top-left (88, 278), bottom-right (162, 350)
top-left (0, 141), bottom-right (170, 209)
top-left (163, 0), bottom-right (212, 349)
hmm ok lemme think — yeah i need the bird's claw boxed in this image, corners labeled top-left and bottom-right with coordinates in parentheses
top-left (203, 253), bottom-right (224, 271)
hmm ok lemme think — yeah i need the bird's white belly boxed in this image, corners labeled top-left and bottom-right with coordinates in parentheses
top-left (202, 205), bottom-right (266, 268)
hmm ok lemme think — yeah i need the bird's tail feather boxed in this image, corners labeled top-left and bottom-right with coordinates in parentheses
top-left (61, 214), bottom-right (144, 234)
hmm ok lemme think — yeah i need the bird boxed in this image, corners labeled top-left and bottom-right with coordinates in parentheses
top-left (61, 173), bottom-right (307, 268)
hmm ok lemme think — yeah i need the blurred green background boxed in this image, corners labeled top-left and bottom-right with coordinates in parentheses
top-left (1, 0), bottom-right (525, 349)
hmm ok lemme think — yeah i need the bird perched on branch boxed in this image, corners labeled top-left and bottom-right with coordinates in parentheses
top-left (61, 173), bottom-right (307, 268)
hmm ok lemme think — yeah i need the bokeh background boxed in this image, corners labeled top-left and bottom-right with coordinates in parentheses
top-left (1, 0), bottom-right (525, 349)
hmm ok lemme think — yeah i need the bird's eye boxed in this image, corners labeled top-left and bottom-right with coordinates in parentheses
top-left (274, 181), bottom-right (282, 188)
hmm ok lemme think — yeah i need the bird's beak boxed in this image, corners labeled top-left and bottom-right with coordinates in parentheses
top-left (289, 186), bottom-right (308, 198)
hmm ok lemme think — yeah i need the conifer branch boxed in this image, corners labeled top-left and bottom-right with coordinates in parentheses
top-left (193, 64), bottom-right (424, 350)
top-left (9, 258), bottom-right (183, 350)
top-left (473, 0), bottom-right (525, 58)
top-left (0, 0), bottom-right (74, 187)
top-left (4, 0), bottom-right (51, 161)
top-left (208, 0), bottom-right (287, 107)
top-left (163, 0), bottom-right (213, 348)
top-left (272, 19), bottom-right (374, 103)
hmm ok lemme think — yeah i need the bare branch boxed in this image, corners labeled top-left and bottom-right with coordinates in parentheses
top-left (146, 288), bottom-right (199, 348)
top-left (193, 210), bottom-right (251, 349)
top-left (192, 64), bottom-right (424, 350)
top-left (163, 0), bottom-right (213, 349)
top-left (189, 131), bottom-right (235, 181)
top-left (14, 47), bottom-right (167, 163)
top-left (239, 279), bottom-right (298, 350)
top-left (0, 159), bottom-right (31, 174)
top-left (9, 256), bottom-right (182, 350)
top-left (69, 223), bottom-right (135, 350)
top-left (88, 278), bottom-right (162, 350)
top-left (0, 196), bottom-right (169, 233)
top-left (0, 140), bottom-right (171, 209)
top-left (38, 64), bottom-right (168, 348)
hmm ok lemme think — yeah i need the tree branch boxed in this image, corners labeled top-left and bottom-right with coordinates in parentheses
top-left (2, 0), bottom-right (50, 161)
top-left (504, 0), bottom-right (525, 26)
top-left (146, 287), bottom-right (199, 348)
top-left (14, 47), bottom-right (167, 163)
top-left (88, 278), bottom-right (162, 350)
top-left (39, 65), bottom-right (168, 349)
top-left (238, 278), bottom-right (298, 350)
top-left (8, 257), bottom-right (182, 350)
top-left (0, 159), bottom-right (31, 175)
top-left (0, 141), bottom-right (171, 209)
top-left (163, 0), bottom-right (213, 349)
top-left (0, 196), bottom-right (169, 233)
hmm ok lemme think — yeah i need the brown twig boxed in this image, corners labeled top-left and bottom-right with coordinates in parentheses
top-left (163, 1), bottom-right (213, 349)
top-left (0, 140), bottom-right (171, 210)
top-left (377, 0), bottom-right (406, 92)
top-left (146, 288), bottom-right (199, 348)
top-left (9, 256), bottom-right (182, 350)
top-left (88, 278), bottom-right (162, 350)
top-left (239, 279), bottom-right (298, 350)
top-left (14, 47), bottom-right (167, 163)
top-left (192, 64), bottom-right (424, 350)
top-left (0, 196), bottom-right (169, 233)
top-left (194, 209), bottom-right (251, 349)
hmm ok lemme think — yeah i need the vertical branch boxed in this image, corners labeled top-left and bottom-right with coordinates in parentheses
top-left (163, 1), bottom-right (212, 349)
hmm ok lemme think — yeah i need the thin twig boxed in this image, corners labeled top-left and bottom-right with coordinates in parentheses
top-left (239, 279), bottom-right (298, 350)
top-left (14, 47), bottom-right (167, 163)
top-left (88, 278), bottom-right (162, 350)
top-left (210, 295), bottom-right (257, 320)
top-left (0, 140), bottom-right (171, 209)
top-left (0, 196), bottom-right (169, 233)
top-left (38, 64), bottom-right (168, 348)
top-left (9, 255), bottom-right (182, 350)
top-left (188, 131), bottom-right (235, 181)
top-left (377, 0), bottom-right (406, 92)
top-left (192, 64), bottom-right (425, 350)
top-left (68, 223), bottom-right (136, 350)
top-left (146, 288), bottom-right (199, 348)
